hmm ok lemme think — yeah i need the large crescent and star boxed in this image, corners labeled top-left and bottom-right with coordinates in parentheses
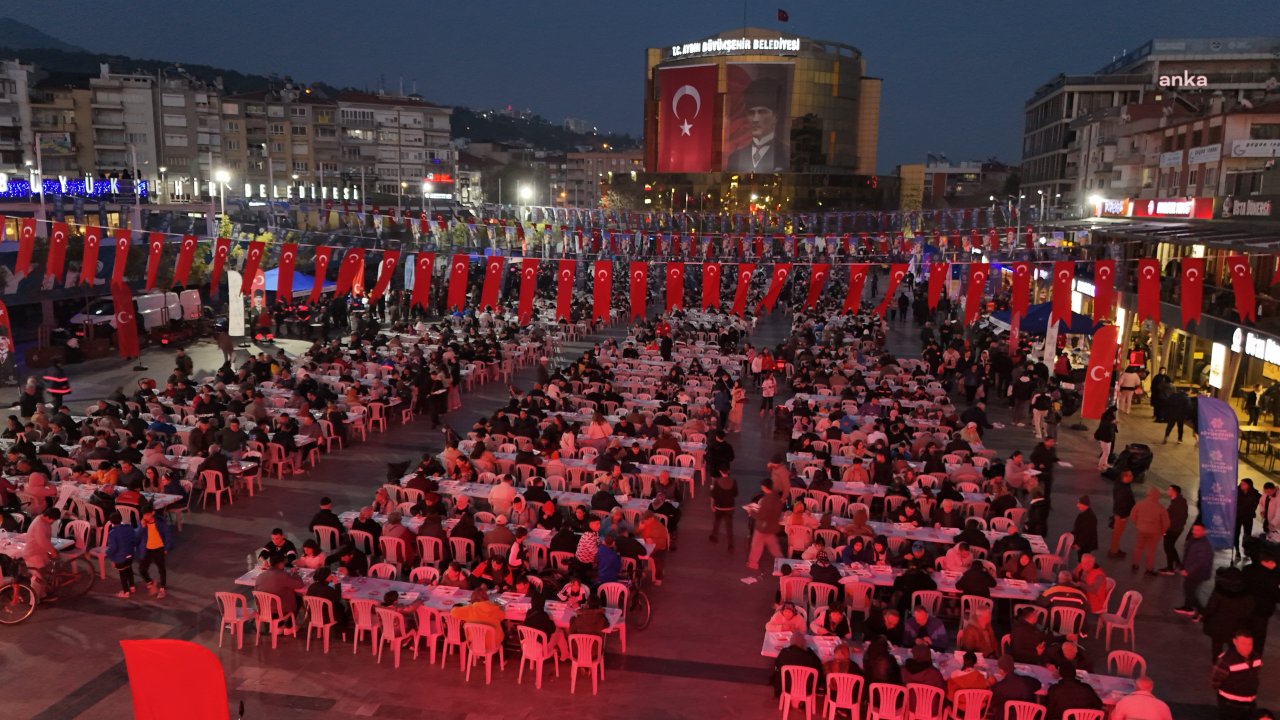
top-left (671, 85), bottom-right (701, 137)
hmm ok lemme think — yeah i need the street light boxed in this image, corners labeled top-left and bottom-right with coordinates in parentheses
top-left (159, 166), bottom-right (167, 203)
top-left (214, 169), bottom-right (230, 219)
top-left (518, 185), bottom-right (532, 204)
top-left (422, 181), bottom-right (434, 220)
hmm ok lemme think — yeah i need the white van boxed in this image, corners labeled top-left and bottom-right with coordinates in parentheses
top-left (70, 291), bottom-right (184, 330)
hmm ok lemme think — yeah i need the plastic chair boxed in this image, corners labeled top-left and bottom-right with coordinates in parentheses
top-left (778, 575), bottom-right (810, 607)
top-left (517, 625), bottom-right (559, 689)
top-left (374, 607), bottom-right (418, 668)
top-left (1002, 701), bottom-right (1045, 720)
top-left (823, 672), bottom-right (864, 720)
top-left (1097, 590), bottom-right (1142, 650)
top-left (1061, 711), bottom-right (1105, 720)
top-left (450, 537), bottom-right (476, 565)
top-left (349, 529), bottom-right (375, 555)
top-left (906, 683), bottom-right (945, 720)
top-left (314, 525), bottom-right (341, 553)
top-left (597, 581), bottom-right (630, 652)
top-left (1049, 606), bottom-right (1086, 637)
top-left (368, 562), bottom-right (398, 579)
top-left (912, 590), bottom-right (943, 617)
top-left (216, 591), bottom-right (255, 650)
top-left (569, 633), bottom-right (604, 695)
top-left (252, 591), bottom-right (293, 649)
top-left (441, 612), bottom-right (468, 669)
top-left (413, 606), bottom-right (444, 664)
top-left (302, 595), bottom-right (338, 653)
top-left (379, 536), bottom-right (409, 572)
top-left (1033, 553), bottom-right (1062, 582)
top-left (1054, 532), bottom-right (1074, 560)
top-left (945, 689), bottom-right (992, 720)
top-left (417, 535), bottom-right (445, 568)
top-left (201, 470), bottom-right (232, 511)
top-left (867, 682), bottom-right (907, 720)
top-left (350, 598), bottom-right (379, 654)
top-left (1106, 649), bottom-right (1147, 678)
top-left (464, 622), bottom-right (506, 683)
top-left (778, 665), bottom-right (819, 720)
top-left (409, 565), bottom-right (440, 585)
top-left (265, 442), bottom-right (298, 478)
top-left (806, 582), bottom-right (840, 615)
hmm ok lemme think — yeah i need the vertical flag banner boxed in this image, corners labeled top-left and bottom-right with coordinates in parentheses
top-left (666, 261), bottom-right (685, 311)
top-left (47, 221), bottom-right (68, 280)
top-left (308, 246), bottom-right (333, 303)
top-left (1226, 255), bottom-right (1257, 323)
top-left (1198, 397), bottom-right (1240, 551)
top-left (120, 640), bottom-right (230, 720)
top-left (172, 234), bottom-right (198, 287)
top-left (336, 247), bottom-right (365, 297)
top-left (761, 263), bottom-right (792, 312)
top-left (276, 243), bottom-right (298, 299)
top-left (517, 258), bottom-right (538, 324)
top-left (1137, 258), bottom-right (1161, 324)
top-left (0, 299), bottom-right (12, 348)
top-left (592, 260), bottom-right (612, 322)
top-left (145, 232), bottom-right (164, 291)
top-left (1050, 260), bottom-right (1073, 326)
top-left (876, 264), bottom-right (908, 318)
top-left (1081, 324), bottom-right (1118, 420)
top-left (81, 226), bottom-right (101, 285)
top-left (16, 218), bottom-right (35, 276)
top-left (1180, 257), bottom-right (1204, 329)
top-left (657, 64), bottom-right (718, 172)
top-left (803, 263), bottom-right (829, 310)
top-left (556, 259), bottom-right (575, 321)
top-left (411, 252), bottom-right (435, 311)
top-left (369, 250), bottom-right (400, 302)
top-left (239, 241), bottom-right (266, 296)
top-left (927, 261), bottom-right (948, 311)
top-left (844, 264), bottom-right (869, 312)
top-left (963, 263), bottom-right (990, 326)
top-left (1011, 261), bottom-right (1031, 317)
top-left (702, 262), bottom-right (721, 309)
top-left (111, 281), bottom-right (140, 359)
top-left (1093, 259), bottom-right (1115, 323)
top-left (447, 253), bottom-right (470, 310)
top-left (629, 261), bottom-right (649, 320)
top-left (732, 263), bottom-right (755, 317)
top-left (480, 256), bottom-right (505, 310)
top-left (209, 237), bottom-right (231, 293)
top-left (112, 229), bottom-right (132, 285)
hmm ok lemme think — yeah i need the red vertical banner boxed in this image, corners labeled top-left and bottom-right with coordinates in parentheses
top-left (656, 65), bottom-right (717, 172)
top-left (0, 298), bottom-right (12, 348)
top-left (732, 263), bottom-right (755, 317)
top-left (702, 262), bottom-right (721, 309)
top-left (1011, 261), bottom-right (1031, 317)
top-left (1082, 325), bottom-right (1119, 420)
top-left (629, 261), bottom-right (649, 320)
top-left (517, 258), bottom-right (538, 324)
top-left (760, 263), bottom-right (792, 312)
top-left (16, 218), bottom-right (35, 276)
top-left (556, 259), bottom-right (575, 321)
top-left (844, 264), bottom-right (869, 313)
top-left (875, 264), bottom-right (908, 318)
top-left (988, 229), bottom-right (999, 253)
top-left (411, 252), bottom-right (435, 311)
top-left (336, 247), bottom-right (365, 297)
top-left (239, 241), bottom-right (266, 295)
top-left (666, 261), bottom-right (685, 311)
top-left (479, 255), bottom-right (505, 310)
top-left (80, 226), bottom-right (102, 285)
top-left (963, 263), bottom-right (990, 326)
top-left (1092, 260), bottom-right (1115, 323)
top-left (46, 221), bottom-right (68, 280)
top-left (1181, 257), bottom-right (1204, 329)
top-left (1050, 260), bottom-right (1074, 327)
top-left (209, 237), bottom-right (231, 293)
top-left (592, 260), bottom-right (612, 322)
top-left (1136, 258), bottom-right (1161, 324)
top-left (803, 263), bottom-right (830, 309)
top-left (1227, 255), bottom-right (1257, 323)
top-left (276, 243), bottom-right (298, 299)
top-left (309, 246), bottom-right (333, 303)
top-left (927, 261), bottom-right (948, 310)
top-left (120, 639), bottom-right (229, 720)
top-left (369, 250), bottom-right (400, 302)
top-left (145, 232), bottom-right (164, 291)
top-left (172, 234), bottom-right (198, 287)
top-left (112, 229), bottom-right (131, 286)
top-left (111, 281), bottom-right (140, 359)
top-left (447, 253), bottom-right (470, 311)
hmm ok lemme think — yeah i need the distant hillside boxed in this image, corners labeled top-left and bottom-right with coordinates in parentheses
top-left (0, 18), bottom-right (85, 53)
top-left (452, 106), bottom-right (638, 152)
top-left (0, 45), bottom-right (286, 93)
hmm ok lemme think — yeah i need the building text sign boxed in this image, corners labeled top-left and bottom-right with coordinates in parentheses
top-left (669, 35), bottom-right (802, 58)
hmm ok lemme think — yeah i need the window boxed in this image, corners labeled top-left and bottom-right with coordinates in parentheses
top-left (269, 123), bottom-right (285, 136)
top-left (271, 142), bottom-right (284, 153)
top-left (1250, 124), bottom-right (1280, 140)
top-left (224, 120), bottom-right (240, 132)
top-left (292, 125), bottom-right (308, 136)
top-left (245, 104), bottom-right (265, 116)
top-left (320, 162), bottom-right (339, 173)
top-left (221, 102), bottom-right (240, 115)
top-left (315, 126), bottom-right (337, 139)
top-left (1204, 167), bottom-right (1216, 190)
top-left (161, 93), bottom-right (185, 108)
top-left (291, 144), bottom-right (309, 155)
top-left (229, 160), bottom-right (242, 170)
top-left (163, 134), bottom-right (189, 147)
top-left (1191, 128), bottom-right (1203, 146)
top-left (1188, 169), bottom-right (1198, 187)
top-left (292, 161), bottom-right (308, 172)
top-left (1208, 125), bottom-right (1223, 144)
top-left (290, 106), bottom-right (308, 118)
top-left (162, 114), bottom-right (188, 128)
top-left (267, 105), bottom-right (284, 118)
top-left (225, 139), bottom-right (241, 150)
top-left (127, 132), bottom-right (148, 144)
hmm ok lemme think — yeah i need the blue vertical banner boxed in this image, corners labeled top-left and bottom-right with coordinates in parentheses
top-left (1198, 397), bottom-right (1239, 550)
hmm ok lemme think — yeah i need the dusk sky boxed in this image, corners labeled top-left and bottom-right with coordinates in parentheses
top-left (8, 2), bottom-right (1280, 172)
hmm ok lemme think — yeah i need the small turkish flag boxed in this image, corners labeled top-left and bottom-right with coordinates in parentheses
top-left (927, 262), bottom-right (948, 311)
top-left (777, 8), bottom-right (790, 21)
top-left (369, 250), bottom-right (401, 303)
top-left (630, 262), bottom-right (649, 320)
top-left (111, 281), bottom-right (140, 359)
top-left (480, 256), bottom-right (505, 310)
top-left (517, 258), bottom-right (538, 324)
top-left (309, 247), bottom-right (333, 304)
top-left (732, 264), bottom-right (755, 317)
top-left (172, 234), bottom-right (198, 287)
top-left (1082, 325), bottom-right (1119, 420)
top-left (556, 259), bottom-right (575, 322)
top-left (844, 264), bottom-right (869, 313)
top-left (47, 222), bottom-right (68, 280)
top-left (112, 229), bottom-right (131, 286)
top-left (145, 232), bottom-right (164, 291)
top-left (210, 237), bottom-right (232, 293)
top-left (81, 226), bottom-right (102, 285)
top-left (277, 243), bottom-right (299, 299)
top-left (666, 262), bottom-right (685, 311)
top-left (447, 254), bottom-right (470, 310)
top-left (336, 247), bottom-right (365, 297)
top-left (702, 262), bottom-right (721, 309)
top-left (240, 241), bottom-right (266, 296)
top-left (592, 260), bottom-right (612, 322)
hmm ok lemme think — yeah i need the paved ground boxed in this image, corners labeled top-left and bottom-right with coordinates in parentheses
top-left (1, 313), bottom-right (1274, 719)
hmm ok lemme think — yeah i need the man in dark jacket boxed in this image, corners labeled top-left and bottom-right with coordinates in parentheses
top-left (1211, 630), bottom-right (1263, 720)
top-left (772, 631), bottom-right (823, 698)
top-left (1107, 471), bottom-right (1137, 558)
top-left (1159, 485), bottom-right (1189, 574)
top-left (305, 566), bottom-right (351, 634)
top-left (1044, 661), bottom-right (1103, 719)
top-left (990, 654), bottom-right (1041, 720)
top-left (1029, 438), bottom-right (1059, 499)
top-left (1008, 605), bottom-right (1048, 663)
top-left (308, 497), bottom-right (344, 540)
top-left (1242, 552), bottom-right (1280, 653)
top-left (958, 401), bottom-right (993, 436)
top-left (1071, 496), bottom-right (1099, 559)
top-left (1235, 479), bottom-right (1263, 555)
top-left (1163, 389), bottom-right (1190, 443)
top-left (1175, 523), bottom-right (1214, 620)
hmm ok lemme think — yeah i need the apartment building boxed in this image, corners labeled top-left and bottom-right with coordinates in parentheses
top-left (564, 150), bottom-right (642, 208)
top-left (219, 85), bottom-right (341, 199)
top-left (335, 91), bottom-right (453, 197)
top-left (0, 60), bottom-right (32, 169)
top-left (154, 71), bottom-right (223, 194)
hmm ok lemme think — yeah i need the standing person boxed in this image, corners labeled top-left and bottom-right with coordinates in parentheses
top-left (1203, 567), bottom-right (1256, 661)
top-left (134, 506), bottom-right (173, 599)
top-left (1242, 552), bottom-right (1280, 653)
top-left (1163, 388), bottom-right (1190, 444)
top-left (1128, 487), bottom-right (1170, 576)
top-left (1031, 387), bottom-right (1053, 440)
top-left (1150, 367), bottom-right (1172, 423)
top-left (1107, 471), bottom-right (1137, 559)
top-left (1115, 366), bottom-right (1142, 413)
top-left (1211, 630), bottom-right (1262, 720)
top-left (105, 512), bottom-right (138, 598)
top-left (759, 373), bottom-right (777, 415)
top-left (41, 363), bottom-right (70, 411)
top-left (1236, 479), bottom-right (1262, 555)
top-left (727, 380), bottom-right (746, 433)
top-left (1070, 496), bottom-right (1099, 561)
top-left (1262, 483), bottom-right (1280, 534)
top-left (1175, 523), bottom-right (1214, 621)
top-left (1094, 406), bottom-right (1119, 471)
top-left (1010, 367), bottom-right (1035, 426)
top-left (746, 479), bottom-right (784, 572)
top-left (1159, 485), bottom-right (1189, 574)
top-left (1029, 437), bottom-right (1059, 500)
top-left (709, 470), bottom-right (739, 551)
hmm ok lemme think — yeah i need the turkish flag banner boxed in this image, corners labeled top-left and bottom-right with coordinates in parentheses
top-left (927, 262), bottom-right (948, 311)
top-left (629, 261), bottom-right (649, 320)
top-left (0, 298), bottom-right (12, 348)
top-left (276, 243), bottom-right (299, 299)
top-left (1010, 261), bottom-right (1031, 318)
top-left (1082, 325), bottom-right (1119, 420)
top-left (240, 241), bottom-right (267, 296)
top-left (876, 264), bottom-right (908, 318)
top-left (446, 253), bottom-right (470, 310)
top-left (732, 263), bottom-right (755, 317)
top-left (309, 246), bottom-right (333, 303)
top-left (963, 263), bottom-right (990, 326)
top-left (666, 261), bottom-right (685, 311)
top-left (145, 232), bottom-right (164, 291)
top-left (1226, 255), bottom-right (1257, 323)
top-left (556, 259), bottom-right (575, 321)
top-left (702, 262), bottom-right (721, 309)
top-left (803, 263), bottom-right (830, 310)
top-left (47, 221), bottom-right (68, 280)
top-left (16, 218), bottom-right (36, 276)
top-left (760, 263), bottom-right (792, 312)
top-left (480, 256), bottom-right (505, 310)
top-left (419, 211), bottom-right (430, 236)
top-left (111, 281), bottom-right (140, 359)
top-left (1136, 258), bottom-right (1161, 324)
top-left (844, 264), bottom-right (869, 312)
top-left (172, 235), bottom-right (198, 287)
top-left (1181, 257), bottom-right (1204, 329)
top-left (336, 247), bottom-right (365, 297)
top-left (112, 229), bottom-right (131, 286)
top-left (120, 639), bottom-right (229, 720)
top-left (1093, 259), bottom-right (1116, 323)
top-left (369, 250), bottom-right (401, 302)
top-left (988, 229), bottom-right (999, 254)
top-left (592, 260), bottom-right (612, 322)
top-left (517, 258), bottom-right (539, 324)
top-left (210, 237), bottom-right (232, 293)
top-left (1051, 261), bottom-right (1074, 327)
top-left (81, 226), bottom-right (102, 285)
top-left (656, 64), bottom-right (717, 172)
top-left (411, 252), bottom-right (435, 311)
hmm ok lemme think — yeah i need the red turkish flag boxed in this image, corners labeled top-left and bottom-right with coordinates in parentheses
top-left (120, 639), bottom-right (229, 720)
top-left (111, 229), bottom-right (131, 286)
top-left (666, 261), bottom-right (685, 311)
top-left (517, 258), bottom-right (538, 323)
top-left (369, 250), bottom-right (400, 302)
top-left (336, 247), bottom-right (365, 297)
top-left (803, 263), bottom-right (830, 309)
top-left (657, 65), bottom-right (717, 172)
top-left (1009, 261), bottom-right (1030, 319)
top-left (210, 237), bottom-right (232, 293)
top-left (629, 261), bottom-right (649, 320)
top-left (1181, 257), bottom-right (1204, 329)
top-left (759, 263), bottom-right (792, 313)
top-left (592, 260), bottom-right (612, 322)
top-left (1081, 325), bottom-right (1119, 420)
top-left (1050, 261), bottom-right (1074, 327)
top-left (80, 226), bottom-right (102, 285)
top-left (479, 256), bottom-right (505, 310)
top-left (927, 261), bottom-right (948, 311)
top-left (276, 243), bottom-right (299, 299)
top-left (172, 234), bottom-right (198, 287)
top-left (844, 264), bottom-right (869, 313)
top-left (1136, 258), bottom-right (1161, 324)
top-left (988, 229), bottom-right (999, 253)
top-left (963, 263), bottom-right (990, 326)
top-left (1093, 260), bottom-right (1116, 323)
top-left (16, 218), bottom-right (35, 276)
top-left (111, 281), bottom-right (140, 359)
top-left (876, 264), bottom-right (908, 318)
top-left (47, 221), bottom-right (68, 280)
top-left (145, 232), bottom-right (164, 291)
top-left (411, 252), bottom-right (435, 311)
top-left (732, 263), bottom-right (755, 317)
top-left (240, 241), bottom-right (266, 296)
top-left (556, 259), bottom-right (575, 321)
top-left (446, 253), bottom-right (470, 310)
top-left (0, 298), bottom-right (12, 348)
top-left (309, 246), bottom-right (333, 303)
top-left (702, 262), bottom-right (722, 309)
top-left (1226, 255), bottom-right (1257, 323)
top-left (419, 211), bottom-right (430, 236)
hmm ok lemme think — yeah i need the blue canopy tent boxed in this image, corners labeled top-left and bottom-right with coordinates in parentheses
top-left (990, 301), bottom-right (1102, 336)
top-left (260, 268), bottom-right (335, 297)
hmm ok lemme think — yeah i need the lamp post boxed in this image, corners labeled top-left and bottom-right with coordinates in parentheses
top-left (399, 181), bottom-right (407, 213)
top-left (422, 181), bottom-right (434, 225)
top-left (1037, 189), bottom-right (1045, 224)
top-left (518, 184), bottom-right (532, 205)
top-left (214, 169), bottom-right (230, 221)
top-left (159, 166), bottom-right (167, 204)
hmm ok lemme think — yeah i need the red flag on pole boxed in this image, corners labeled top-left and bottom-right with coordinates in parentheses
top-left (411, 252), bottom-right (435, 311)
top-left (517, 258), bottom-right (538, 324)
top-left (1181, 257), bottom-right (1204, 329)
top-left (702, 262), bottom-right (721, 309)
top-left (336, 247), bottom-right (365, 297)
top-left (209, 237), bottom-right (231, 293)
top-left (875, 264), bottom-right (908, 318)
top-left (276, 243), bottom-right (298, 299)
top-left (666, 261), bottom-right (685, 311)
top-left (309, 246), bottom-right (333, 303)
top-left (963, 263), bottom-right (990, 326)
top-left (1011, 262), bottom-right (1031, 318)
top-left (1050, 261), bottom-right (1073, 327)
top-left (479, 256), bottom-right (505, 310)
top-left (144, 232), bottom-right (164, 291)
top-left (172, 234), bottom-right (198, 287)
top-left (556, 259), bottom-right (575, 321)
top-left (1226, 255), bottom-right (1257, 323)
top-left (760, 263), bottom-right (792, 312)
top-left (112, 229), bottom-right (131, 286)
top-left (844, 264), bottom-right (869, 313)
top-left (630, 261), bottom-right (649, 320)
top-left (927, 261), bottom-right (948, 311)
top-left (1137, 258), bottom-right (1161, 324)
top-left (81, 226), bottom-right (102, 285)
top-left (732, 263), bottom-right (755, 317)
top-left (1081, 325), bottom-right (1119, 420)
top-left (47, 221), bottom-right (68, 280)
top-left (111, 281), bottom-right (140, 359)
top-left (803, 263), bottom-right (830, 309)
top-left (369, 250), bottom-right (400, 302)
top-left (1093, 260), bottom-right (1115, 323)
top-left (16, 218), bottom-right (35, 276)
top-left (592, 260), bottom-right (612, 322)
top-left (656, 65), bottom-right (717, 172)
top-left (240, 241), bottom-right (266, 296)
top-left (446, 253), bottom-right (470, 310)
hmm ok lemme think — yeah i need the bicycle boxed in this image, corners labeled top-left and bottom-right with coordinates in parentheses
top-left (622, 559), bottom-right (654, 631)
top-left (0, 555), bottom-right (96, 625)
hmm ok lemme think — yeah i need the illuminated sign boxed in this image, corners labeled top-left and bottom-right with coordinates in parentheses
top-left (422, 172), bottom-right (455, 185)
top-left (669, 35), bottom-right (802, 58)
top-left (1220, 195), bottom-right (1277, 219)
top-left (1097, 199), bottom-right (1129, 217)
top-left (1129, 196), bottom-right (1215, 219)
top-left (1157, 71), bottom-right (1209, 88)
top-left (0, 177), bottom-right (148, 199)
top-left (1233, 327), bottom-right (1280, 366)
